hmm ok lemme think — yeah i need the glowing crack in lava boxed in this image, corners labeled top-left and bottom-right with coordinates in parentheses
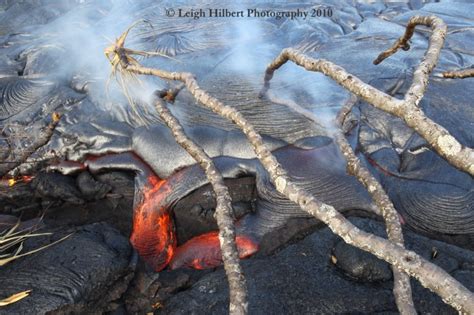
top-left (130, 174), bottom-right (177, 271)
top-left (116, 159), bottom-right (257, 272)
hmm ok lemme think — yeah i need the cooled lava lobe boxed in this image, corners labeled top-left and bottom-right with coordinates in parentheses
top-left (0, 223), bottom-right (134, 315)
top-left (55, 124), bottom-right (376, 270)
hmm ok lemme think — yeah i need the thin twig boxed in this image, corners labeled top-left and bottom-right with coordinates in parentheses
top-left (336, 95), bottom-right (415, 315)
top-left (0, 290), bottom-right (31, 307)
top-left (442, 68), bottom-right (474, 79)
top-left (153, 96), bottom-right (247, 314)
top-left (0, 113), bottom-right (61, 177)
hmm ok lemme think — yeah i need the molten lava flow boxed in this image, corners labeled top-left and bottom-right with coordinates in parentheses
top-left (130, 174), bottom-right (177, 271)
top-left (21, 175), bottom-right (34, 183)
top-left (169, 231), bottom-right (259, 270)
top-left (52, 153), bottom-right (258, 272)
top-left (0, 175), bottom-right (35, 187)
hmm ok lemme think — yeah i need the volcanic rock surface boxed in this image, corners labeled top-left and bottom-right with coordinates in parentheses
top-left (0, 223), bottom-right (135, 315)
top-left (0, 0), bottom-right (473, 314)
top-left (159, 218), bottom-right (474, 315)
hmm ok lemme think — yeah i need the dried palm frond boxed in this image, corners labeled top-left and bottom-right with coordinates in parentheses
top-left (104, 19), bottom-right (179, 125)
top-left (104, 20), bottom-right (177, 124)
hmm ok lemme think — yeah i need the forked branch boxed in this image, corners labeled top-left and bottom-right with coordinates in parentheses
top-left (260, 92), bottom-right (416, 314)
top-left (373, 15), bottom-right (473, 174)
top-left (107, 16), bottom-right (474, 314)
top-left (336, 96), bottom-right (415, 314)
top-left (261, 17), bottom-right (473, 176)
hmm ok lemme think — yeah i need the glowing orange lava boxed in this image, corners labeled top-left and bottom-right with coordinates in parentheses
top-left (0, 175), bottom-right (35, 187)
top-left (67, 153), bottom-right (261, 272)
top-left (21, 175), bottom-right (34, 183)
top-left (130, 174), bottom-right (177, 271)
top-left (2, 152), bottom-right (260, 272)
top-left (169, 231), bottom-right (259, 270)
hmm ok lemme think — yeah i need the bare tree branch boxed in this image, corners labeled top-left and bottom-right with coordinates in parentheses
top-left (336, 95), bottom-right (415, 315)
top-left (259, 18), bottom-right (473, 176)
top-left (257, 17), bottom-right (473, 311)
top-left (153, 95), bottom-right (248, 314)
top-left (442, 68), bottom-right (474, 79)
top-left (105, 17), bottom-right (474, 313)
top-left (123, 61), bottom-right (474, 315)
top-left (374, 16), bottom-right (444, 107)
top-left (373, 15), bottom-right (473, 175)
top-left (0, 113), bottom-right (61, 177)
top-left (190, 81), bottom-right (473, 313)
top-left (261, 47), bottom-right (473, 176)
top-left (260, 91), bottom-right (416, 314)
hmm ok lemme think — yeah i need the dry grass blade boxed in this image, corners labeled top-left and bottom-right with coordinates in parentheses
top-left (1, 220), bottom-right (21, 238)
top-left (0, 233), bottom-right (72, 267)
top-left (0, 290), bottom-right (31, 307)
top-left (0, 233), bottom-right (53, 252)
top-left (0, 233), bottom-right (53, 245)
top-left (0, 218), bottom-right (72, 267)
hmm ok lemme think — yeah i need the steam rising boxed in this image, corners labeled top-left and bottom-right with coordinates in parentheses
top-left (11, 0), bottom-right (347, 133)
